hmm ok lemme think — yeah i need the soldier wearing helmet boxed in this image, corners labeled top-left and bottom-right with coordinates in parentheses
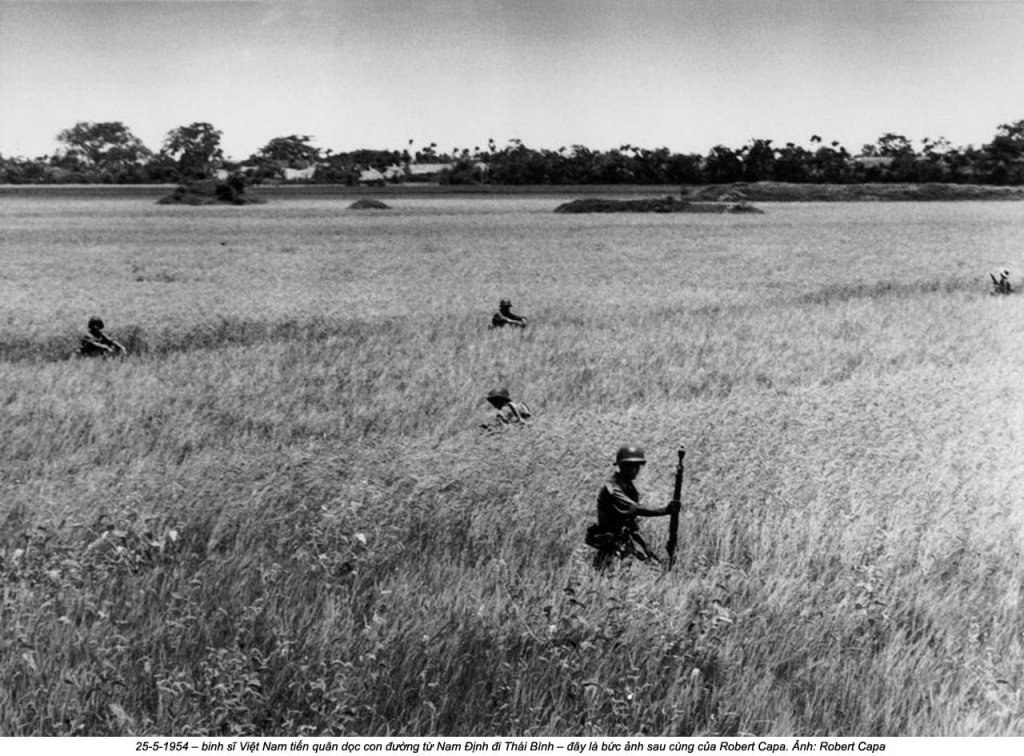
top-left (991, 268), bottom-right (1014, 295)
top-left (586, 445), bottom-right (680, 570)
top-left (489, 298), bottom-right (528, 329)
top-left (78, 316), bottom-right (127, 358)
top-left (481, 387), bottom-right (532, 430)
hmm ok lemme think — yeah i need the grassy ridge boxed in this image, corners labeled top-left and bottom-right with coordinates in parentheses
top-left (688, 182), bottom-right (1024, 202)
top-left (1, 197), bottom-right (1023, 735)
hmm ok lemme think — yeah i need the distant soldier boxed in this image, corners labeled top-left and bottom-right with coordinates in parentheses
top-left (991, 268), bottom-right (1014, 295)
top-left (481, 388), bottom-right (532, 430)
top-left (490, 299), bottom-right (528, 329)
top-left (586, 446), bottom-right (680, 571)
top-left (78, 316), bottom-right (126, 358)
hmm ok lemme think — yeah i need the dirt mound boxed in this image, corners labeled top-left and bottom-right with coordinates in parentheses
top-left (725, 202), bottom-right (764, 214)
top-left (156, 177), bottom-right (265, 206)
top-left (686, 182), bottom-right (1024, 202)
top-left (687, 186), bottom-right (749, 202)
top-left (554, 196), bottom-right (763, 214)
top-left (555, 196), bottom-right (686, 213)
top-left (348, 199), bottom-right (391, 209)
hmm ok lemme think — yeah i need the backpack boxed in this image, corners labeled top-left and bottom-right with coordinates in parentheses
top-left (585, 524), bottom-right (658, 563)
top-left (585, 524), bottom-right (618, 550)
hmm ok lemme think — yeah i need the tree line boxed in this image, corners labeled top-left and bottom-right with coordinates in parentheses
top-left (3, 120), bottom-right (1024, 186)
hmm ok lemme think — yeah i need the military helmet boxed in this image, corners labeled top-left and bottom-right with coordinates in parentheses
top-left (615, 445), bottom-right (646, 465)
top-left (88, 316), bottom-right (104, 330)
top-left (486, 387), bottom-right (510, 402)
top-left (499, 298), bottom-right (512, 308)
top-left (999, 267), bottom-right (1011, 278)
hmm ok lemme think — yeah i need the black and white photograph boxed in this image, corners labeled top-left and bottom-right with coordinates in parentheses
top-left (1, 0), bottom-right (1023, 741)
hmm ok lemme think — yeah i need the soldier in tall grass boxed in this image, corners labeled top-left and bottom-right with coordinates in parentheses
top-left (78, 316), bottom-right (127, 358)
top-left (481, 387), bottom-right (531, 430)
top-left (990, 267), bottom-right (1014, 295)
top-left (587, 446), bottom-right (680, 571)
top-left (489, 298), bottom-right (528, 329)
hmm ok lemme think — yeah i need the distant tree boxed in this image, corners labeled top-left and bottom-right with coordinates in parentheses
top-left (664, 151), bottom-right (703, 184)
top-left (772, 143), bottom-right (812, 183)
top-left (440, 158), bottom-right (487, 185)
top-left (958, 144), bottom-right (987, 183)
top-left (55, 121), bottom-right (151, 175)
top-left (488, 141), bottom-right (554, 184)
top-left (921, 136), bottom-right (950, 158)
top-left (346, 149), bottom-right (403, 170)
top-left (874, 133), bottom-right (915, 158)
top-left (252, 135), bottom-right (321, 167)
top-left (560, 144), bottom-right (600, 183)
top-left (141, 152), bottom-right (183, 183)
top-left (916, 137), bottom-right (952, 182)
top-left (414, 142), bottom-right (439, 161)
top-left (742, 138), bottom-right (776, 182)
top-left (623, 146), bottom-right (666, 183)
top-left (992, 120), bottom-right (1024, 151)
top-left (703, 145), bottom-right (744, 184)
top-left (858, 133), bottom-right (916, 182)
top-left (983, 120), bottom-right (1024, 183)
top-left (161, 122), bottom-right (223, 180)
top-left (3, 154), bottom-right (55, 184)
top-left (811, 140), bottom-right (851, 183)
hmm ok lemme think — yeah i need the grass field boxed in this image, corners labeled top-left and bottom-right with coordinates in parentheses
top-left (1, 193), bottom-right (1023, 735)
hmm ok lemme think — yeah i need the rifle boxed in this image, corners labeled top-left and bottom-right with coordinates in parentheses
top-left (666, 445), bottom-right (685, 568)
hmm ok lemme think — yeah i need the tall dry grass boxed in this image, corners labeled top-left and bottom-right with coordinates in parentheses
top-left (1, 195), bottom-right (1023, 735)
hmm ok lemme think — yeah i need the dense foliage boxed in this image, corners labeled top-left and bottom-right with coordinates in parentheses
top-left (3, 120), bottom-right (1024, 185)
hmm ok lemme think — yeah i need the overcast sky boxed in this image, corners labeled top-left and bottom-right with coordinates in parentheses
top-left (2, 0), bottom-right (1024, 160)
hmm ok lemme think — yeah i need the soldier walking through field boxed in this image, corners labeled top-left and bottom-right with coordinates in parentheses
top-left (78, 316), bottom-right (127, 358)
top-left (490, 298), bottom-right (528, 329)
top-left (990, 267), bottom-right (1014, 295)
top-left (481, 387), bottom-right (532, 430)
top-left (586, 446), bottom-right (680, 571)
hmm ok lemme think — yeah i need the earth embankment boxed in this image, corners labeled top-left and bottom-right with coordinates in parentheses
top-left (686, 182), bottom-right (1024, 201)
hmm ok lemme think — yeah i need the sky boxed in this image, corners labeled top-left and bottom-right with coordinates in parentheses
top-left (2, 0), bottom-right (1024, 161)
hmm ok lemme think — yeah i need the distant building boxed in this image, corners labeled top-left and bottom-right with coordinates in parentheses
top-left (406, 162), bottom-right (452, 182)
top-left (382, 164), bottom-right (406, 182)
top-left (282, 164), bottom-right (317, 181)
top-left (851, 156), bottom-right (895, 170)
top-left (358, 168), bottom-right (386, 186)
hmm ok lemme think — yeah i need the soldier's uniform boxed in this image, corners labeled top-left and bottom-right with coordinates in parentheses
top-left (490, 299), bottom-right (527, 329)
top-left (481, 388), bottom-right (532, 430)
top-left (590, 473), bottom-right (656, 569)
top-left (586, 446), bottom-right (677, 571)
top-left (78, 317), bottom-right (126, 358)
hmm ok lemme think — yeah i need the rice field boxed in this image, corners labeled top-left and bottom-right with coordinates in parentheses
top-left (1, 192), bottom-right (1023, 735)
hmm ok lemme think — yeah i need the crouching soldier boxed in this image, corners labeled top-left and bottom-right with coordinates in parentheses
top-left (991, 268), bottom-right (1014, 295)
top-left (490, 298), bottom-right (528, 329)
top-left (481, 388), bottom-right (532, 430)
top-left (78, 316), bottom-right (127, 358)
top-left (586, 445), bottom-right (680, 571)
